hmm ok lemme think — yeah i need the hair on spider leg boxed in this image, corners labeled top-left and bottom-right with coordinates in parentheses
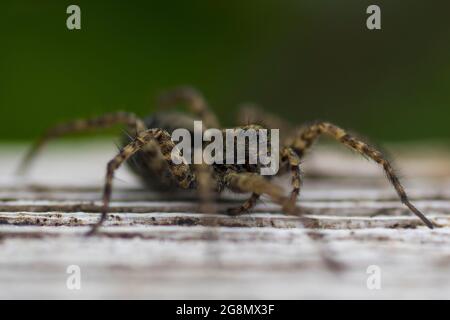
top-left (120, 128), bottom-right (137, 141)
top-left (340, 136), bottom-right (423, 215)
top-left (113, 140), bottom-right (122, 151)
top-left (107, 140), bottom-right (137, 186)
top-left (113, 139), bottom-right (139, 171)
top-left (112, 175), bottom-right (129, 185)
top-left (297, 120), bottom-right (435, 228)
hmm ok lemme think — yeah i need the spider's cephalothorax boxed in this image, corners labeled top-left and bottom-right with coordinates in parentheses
top-left (18, 86), bottom-right (435, 234)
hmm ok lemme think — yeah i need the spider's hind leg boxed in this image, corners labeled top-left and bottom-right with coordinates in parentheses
top-left (289, 121), bottom-right (435, 229)
top-left (18, 112), bottom-right (146, 174)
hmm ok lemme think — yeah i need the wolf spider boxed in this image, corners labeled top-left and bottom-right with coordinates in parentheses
top-left (18, 86), bottom-right (435, 234)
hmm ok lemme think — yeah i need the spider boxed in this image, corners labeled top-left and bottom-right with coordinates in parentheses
top-left (17, 86), bottom-right (435, 234)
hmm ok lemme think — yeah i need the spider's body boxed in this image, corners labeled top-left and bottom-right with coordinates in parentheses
top-left (126, 111), bottom-right (269, 193)
top-left (18, 87), bottom-right (436, 234)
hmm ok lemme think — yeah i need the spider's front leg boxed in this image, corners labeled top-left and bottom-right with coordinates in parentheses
top-left (17, 112), bottom-right (147, 174)
top-left (226, 147), bottom-right (302, 215)
top-left (289, 121), bottom-right (435, 229)
top-left (87, 128), bottom-right (195, 235)
top-left (223, 172), bottom-right (304, 218)
top-left (226, 193), bottom-right (260, 215)
top-left (225, 169), bottom-right (346, 271)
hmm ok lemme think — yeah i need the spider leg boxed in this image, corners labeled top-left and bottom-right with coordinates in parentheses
top-left (223, 170), bottom-right (344, 270)
top-left (17, 112), bottom-right (147, 174)
top-left (281, 147), bottom-right (302, 204)
top-left (87, 128), bottom-right (195, 235)
top-left (289, 121), bottom-right (435, 229)
top-left (226, 193), bottom-right (260, 215)
top-left (157, 86), bottom-right (220, 128)
top-left (223, 172), bottom-right (297, 214)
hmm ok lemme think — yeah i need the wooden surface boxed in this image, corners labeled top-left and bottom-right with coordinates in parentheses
top-left (0, 140), bottom-right (450, 299)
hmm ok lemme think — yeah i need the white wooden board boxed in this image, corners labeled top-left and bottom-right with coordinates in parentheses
top-left (0, 140), bottom-right (449, 299)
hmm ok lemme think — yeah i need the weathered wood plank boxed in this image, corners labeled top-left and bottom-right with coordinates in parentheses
top-left (0, 141), bottom-right (449, 299)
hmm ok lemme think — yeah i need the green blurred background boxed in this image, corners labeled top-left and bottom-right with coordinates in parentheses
top-left (1, 0), bottom-right (449, 142)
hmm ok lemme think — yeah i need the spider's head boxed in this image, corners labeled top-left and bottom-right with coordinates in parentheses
top-left (219, 124), bottom-right (280, 176)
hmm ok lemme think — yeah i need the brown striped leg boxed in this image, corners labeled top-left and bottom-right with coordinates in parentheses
top-left (281, 147), bottom-right (302, 206)
top-left (281, 146), bottom-right (342, 271)
top-left (225, 163), bottom-right (342, 271)
top-left (17, 112), bottom-right (147, 174)
top-left (157, 86), bottom-right (220, 128)
top-left (290, 121), bottom-right (435, 229)
top-left (223, 172), bottom-right (296, 214)
top-left (87, 128), bottom-right (195, 235)
top-left (226, 193), bottom-right (260, 215)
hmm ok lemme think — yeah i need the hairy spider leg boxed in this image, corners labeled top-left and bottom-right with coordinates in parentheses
top-left (281, 147), bottom-right (302, 205)
top-left (226, 193), bottom-right (260, 215)
top-left (17, 112), bottom-right (147, 174)
top-left (289, 121), bottom-right (434, 229)
top-left (223, 172), bottom-right (296, 214)
top-left (87, 128), bottom-right (195, 235)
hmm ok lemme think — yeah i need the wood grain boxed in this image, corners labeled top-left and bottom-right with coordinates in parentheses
top-left (0, 141), bottom-right (449, 299)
